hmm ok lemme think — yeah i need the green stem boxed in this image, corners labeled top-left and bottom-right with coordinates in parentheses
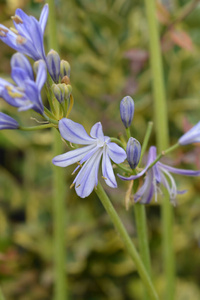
top-left (144, 1), bottom-right (174, 300)
top-left (148, 143), bottom-right (179, 170)
top-left (126, 127), bottom-right (131, 139)
top-left (139, 121), bottom-right (153, 166)
top-left (47, 1), bottom-right (67, 300)
top-left (95, 183), bottom-right (159, 300)
top-left (134, 203), bottom-right (151, 300)
top-left (19, 124), bottom-right (56, 131)
top-left (110, 137), bottom-right (126, 149)
top-left (0, 287), bottom-right (5, 300)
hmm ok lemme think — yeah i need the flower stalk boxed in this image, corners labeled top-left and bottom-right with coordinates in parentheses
top-left (144, 1), bottom-right (174, 299)
top-left (47, 1), bottom-right (67, 300)
top-left (95, 183), bottom-right (159, 300)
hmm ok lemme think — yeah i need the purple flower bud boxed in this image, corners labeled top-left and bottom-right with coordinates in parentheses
top-left (120, 96), bottom-right (134, 128)
top-left (46, 49), bottom-right (60, 83)
top-left (52, 83), bottom-right (72, 103)
top-left (179, 121), bottom-right (200, 145)
top-left (126, 137), bottom-right (141, 169)
top-left (0, 112), bottom-right (19, 130)
top-left (60, 60), bottom-right (71, 78)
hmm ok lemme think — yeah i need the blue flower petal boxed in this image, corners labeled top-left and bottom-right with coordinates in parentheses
top-left (107, 142), bottom-right (127, 164)
top-left (11, 53), bottom-right (34, 80)
top-left (24, 80), bottom-right (44, 114)
top-left (0, 112), bottom-right (19, 130)
top-left (39, 4), bottom-right (49, 34)
top-left (74, 149), bottom-right (103, 198)
top-left (52, 144), bottom-right (96, 167)
top-left (102, 147), bottom-right (117, 188)
top-left (158, 162), bottom-right (200, 177)
top-left (179, 121), bottom-right (200, 145)
top-left (36, 60), bottom-right (47, 91)
top-left (90, 122), bottom-right (104, 140)
top-left (59, 118), bottom-right (95, 145)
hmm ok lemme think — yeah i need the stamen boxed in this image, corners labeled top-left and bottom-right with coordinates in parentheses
top-left (0, 32), bottom-right (6, 37)
top-left (11, 15), bottom-right (23, 24)
top-left (70, 142), bottom-right (75, 148)
top-left (70, 183), bottom-right (75, 189)
top-left (76, 184), bottom-right (81, 188)
top-left (5, 86), bottom-right (23, 98)
top-left (0, 27), bottom-right (8, 32)
top-left (30, 117), bottom-right (49, 124)
top-left (102, 176), bottom-right (107, 180)
top-left (16, 35), bottom-right (26, 45)
top-left (10, 27), bottom-right (18, 34)
top-left (77, 162), bottom-right (82, 167)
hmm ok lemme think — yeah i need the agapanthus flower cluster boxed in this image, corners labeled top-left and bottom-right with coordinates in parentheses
top-left (0, 4), bottom-right (200, 203)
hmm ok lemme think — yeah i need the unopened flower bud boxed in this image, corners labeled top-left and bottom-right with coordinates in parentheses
top-left (46, 50), bottom-right (60, 83)
top-left (60, 60), bottom-right (71, 78)
top-left (120, 96), bottom-right (134, 128)
top-left (126, 137), bottom-right (141, 169)
top-left (0, 112), bottom-right (19, 130)
top-left (52, 83), bottom-right (72, 103)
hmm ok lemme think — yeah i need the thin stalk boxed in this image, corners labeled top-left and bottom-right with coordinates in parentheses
top-left (134, 203), bottom-right (151, 300)
top-left (139, 121), bottom-right (153, 165)
top-left (144, 1), bottom-right (174, 300)
top-left (19, 124), bottom-right (56, 131)
top-left (110, 137), bottom-right (126, 149)
top-left (95, 183), bottom-right (159, 300)
top-left (0, 287), bottom-right (5, 300)
top-left (47, 1), bottom-right (67, 300)
top-left (134, 122), bottom-right (153, 300)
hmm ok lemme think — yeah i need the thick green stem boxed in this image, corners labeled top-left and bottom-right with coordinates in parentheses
top-left (134, 203), bottom-right (151, 300)
top-left (144, 1), bottom-right (175, 300)
top-left (95, 183), bottom-right (159, 300)
top-left (47, 1), bottom-right (67, 300)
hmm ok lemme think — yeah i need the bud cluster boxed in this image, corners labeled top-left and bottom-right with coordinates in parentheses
top-left (46, 50), bottom-right (71, 83)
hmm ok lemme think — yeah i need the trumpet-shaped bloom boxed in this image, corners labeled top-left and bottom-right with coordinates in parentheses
top-left (118, 146), bottom-right (200, 205)
top-left (0, 4), bottom-right (48, 61)
top-left (0, 53), bottom-right (46, 114)
top-left (0, 112), bottom-right (19, 130)
top-left (179, 121), bottom-right (200, 145)
top-left (52, 118), bottom-right (127, 198)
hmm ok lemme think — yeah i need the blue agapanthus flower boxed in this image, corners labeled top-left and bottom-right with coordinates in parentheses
top-left (118, 146), bottom-right (200, 205)
top-left (52, 118), bottom-right (127, 198)
top-left (0, 112), bottom-right (19, 130)
top-left (179, 121), bottom-right (200, 145)
top-left (0, 53), bottom-right (46, 114)
top-left (0, 4), bottom-right (48, 61)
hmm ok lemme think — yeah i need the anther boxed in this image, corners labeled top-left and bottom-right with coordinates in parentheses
top-left (76, 184), bottom-right (81, 188)
top-left (5, 86), bottom-right (23, 98)
top-left (10, 27), bottom-right (18, 34)
top-left (16, 35), bottom-right (26, 45)
top-left (11, 15), bottom-right (23, 24)
top-left (77, 162), bottom-right (82, 167)
top-left (70, 183), bottom-right (75, 189)
top-left (102, 176), bottom-right (107, 180)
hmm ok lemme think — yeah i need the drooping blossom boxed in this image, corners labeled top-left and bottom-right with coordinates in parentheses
top-left (0, 4), bottom-right (48, 61)
top-left (53, 118), bottom-right (127, 198)
top-left (118, 146), bottom-right (200, 205)
top-left (0, 112), bottom-right (19, 130)
top-left (0, 53), bottom-right (46, 114)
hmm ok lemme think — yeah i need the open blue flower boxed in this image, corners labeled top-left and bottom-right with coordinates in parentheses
top-left (118, 146), bottom-right (200, 205)
top-left (0, 112), bottom-right (19, 130)
top-left (0, 53), bottom-right (46, 114)
top-left (179, 121), bottom-right (200, 145)
top-left (0, 4), bottom-right (48, 61)
top-left (52, 118), bottom-right (127, 198)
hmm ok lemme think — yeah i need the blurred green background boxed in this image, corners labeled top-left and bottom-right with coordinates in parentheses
top-left (0, 0), bottom-right (200, 299)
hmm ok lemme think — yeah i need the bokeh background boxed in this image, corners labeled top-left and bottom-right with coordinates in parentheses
top-left (0, 0), bottom-right (200, 299)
